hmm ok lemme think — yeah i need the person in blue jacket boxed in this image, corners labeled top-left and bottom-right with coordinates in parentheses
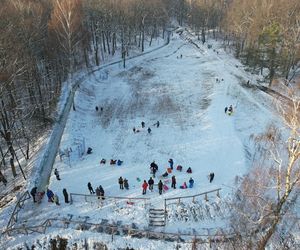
top-left (46, 188), bottom-right (54, 202)
top-left (189, 177), bottom-right (194, 188)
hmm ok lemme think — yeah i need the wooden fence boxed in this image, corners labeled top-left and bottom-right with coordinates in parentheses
top-left (69, 193), bottom-right (150, 207)
top-left (164, 188), bottom-right (222, 221)
top-left (5, 191), bottom-right (31, 233)
top-left (3, 216), bottom-right (243, 248)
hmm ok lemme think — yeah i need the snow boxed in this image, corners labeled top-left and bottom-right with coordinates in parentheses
top-left (1, 29), bottom-right (283, 249)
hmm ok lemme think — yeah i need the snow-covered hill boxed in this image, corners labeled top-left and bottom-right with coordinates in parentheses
top-left (2, 29), bottom-right (281, 249)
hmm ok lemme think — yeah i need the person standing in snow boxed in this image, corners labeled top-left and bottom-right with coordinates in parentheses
top-left (133, 127), bottom-right (136, 133)
top-left (209, 172), bottom-right (215, 183)
top-left (119, 177), bottom-right (124, 189)
top-left (147, 127), bottom-right (151, 134)
top-left (156, 121), bottom-right (160, 128)
top-left (96, 187), bottom-right (101, 199)
top-left (99, 185), bottom-right (105, 199)
top-left (171, 176), bottom-right (176, 189)
top-left (54, 168), bottom-right (61, 180)
top-left (141, 121), bottom-right (145, 128)
top-left (30, 187), bottom-right (37, 203)
top-left (63, 188), bottom-right (69, 203)
top-left (189, 178), bottom-right (194, 188)
top-left (224, 107), bottom-right (228, 113)
top-left (46, 188), bottom-right (54, 202)
top-left (150, 161), bottom-right (158, 178)
top-left (124, 179), bottom-right (129, 190)
top-left (142, 180), bottom-right (148, 195)
top-left (87, 182), bottom-right (95, 194)
top-left (148, 177), bottom-right (154, 191)
top-left (168, 159), bottom-right (174, 169)
top-left (158, 180), bottom-right (163, 195)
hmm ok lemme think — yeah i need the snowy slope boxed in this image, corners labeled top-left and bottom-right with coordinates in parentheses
top-left (2, 30), bottom-right (282, 249)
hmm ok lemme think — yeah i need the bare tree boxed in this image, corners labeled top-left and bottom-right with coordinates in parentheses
top-left (230, 86), bottom-right (300, 249)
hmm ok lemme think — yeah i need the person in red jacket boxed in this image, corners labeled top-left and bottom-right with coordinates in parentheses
top-left (142, 180), bottom-right (148, 195)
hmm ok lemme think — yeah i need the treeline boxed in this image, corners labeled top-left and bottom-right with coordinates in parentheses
top-left (175, 0), bottom-right (300, 85)
top-left (223, 0), bottom-right (300, 85)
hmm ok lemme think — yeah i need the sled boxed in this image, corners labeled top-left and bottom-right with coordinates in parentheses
top-left (136, 177), bottom-right (141, 182)
top-left (126, 201), bottom-right (135, 205)
top-left (163, 185), bottom-right (169, 191)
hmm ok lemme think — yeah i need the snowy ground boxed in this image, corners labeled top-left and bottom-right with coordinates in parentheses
top-left (2, 30), bottom-right (282, 249)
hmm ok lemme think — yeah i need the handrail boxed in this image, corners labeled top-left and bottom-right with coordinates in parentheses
top-left (5, 191), bottom-right (31, 232)
top-left (3, 216), bottom-right (240, 242)
top-left (69, 192), bottom-right (151, 205)
top-left (165, 188), bottom-right (221, 202)
top-left (70, 192), bottom-right (150, 201)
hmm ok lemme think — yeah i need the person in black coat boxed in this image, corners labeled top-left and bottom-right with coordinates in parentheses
top-left (147, 127), bottom-right (151, 134)
top-left (150, 161), bottom-right (158, 177)
top-left (209, 172), bottom-right (215, 183)
top-left (119, 177), bottom-right (124, 189)
top-left (87, 182), bottom-right (95, 194)
top-left (171, 176), bottom-right (176, 189)
top-left (186, 167), bottom-right (192, 173)
top-left (63, 188), bottom-right (69, 203)
top-left (54, 168), bottom-right (61, 180)
top-left (141, 121), bottom-right (145, 128)
top-left (148, 177), bottom-right (154, 191)
top-left (124, 179), bottom-right (129, 190)
top-left (168, 159), bottom-right (174, 169)
top-left (30, 187), bottom-right (37, 202)
top-left (99, 185), bottom-right (105, 199)
top-left (158, 180), bottom-right (163, 195)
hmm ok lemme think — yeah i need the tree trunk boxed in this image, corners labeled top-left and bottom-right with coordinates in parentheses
top-left (106, 31), bottom-right (110, 54)
top-left (102, 31), bottom-right (106, 53)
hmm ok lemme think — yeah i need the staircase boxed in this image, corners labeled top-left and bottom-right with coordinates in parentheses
top-left (149, 208), bottom-right (166, 227)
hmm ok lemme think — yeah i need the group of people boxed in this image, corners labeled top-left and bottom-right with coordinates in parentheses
top-left (88, 182), bottom-right (106, 199)
top-left (99, 159), bottom-right (123, 166)
top-left (95, 185), bottom-right (105, 200)
top-left (30, 186), bottom-right (69, 205)
top-left (133, 121), bottom-right (160, 134)
top-left (118, 177), bottom-right (129, 190)
top-left (142, 179), bottom-right (164, 195)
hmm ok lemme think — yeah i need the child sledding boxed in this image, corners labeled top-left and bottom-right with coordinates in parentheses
top-left (225, 105), bottom-right (234, 115)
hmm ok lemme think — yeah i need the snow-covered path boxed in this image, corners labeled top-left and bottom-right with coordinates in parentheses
top-left (18, 31), bottom-right (279, 236)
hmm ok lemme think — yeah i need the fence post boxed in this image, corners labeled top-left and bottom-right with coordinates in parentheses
top-left (205, 193), bottom-right (208, 202)
top-left (217, 190), bottom-right (220, 198)
top-left (164, 199), bottom-right (167, 224)
top-left (70, 194), bottom-right (73, 204)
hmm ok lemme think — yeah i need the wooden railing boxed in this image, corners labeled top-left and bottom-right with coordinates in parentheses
top-left (69, 193), bottom-right (150, 207)
top-left (164, 188), bottom-right (222, 222)
top-left (5, 191), bottom-right (31, 233)
top-left (3, 216), bottom-right (243, 248)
